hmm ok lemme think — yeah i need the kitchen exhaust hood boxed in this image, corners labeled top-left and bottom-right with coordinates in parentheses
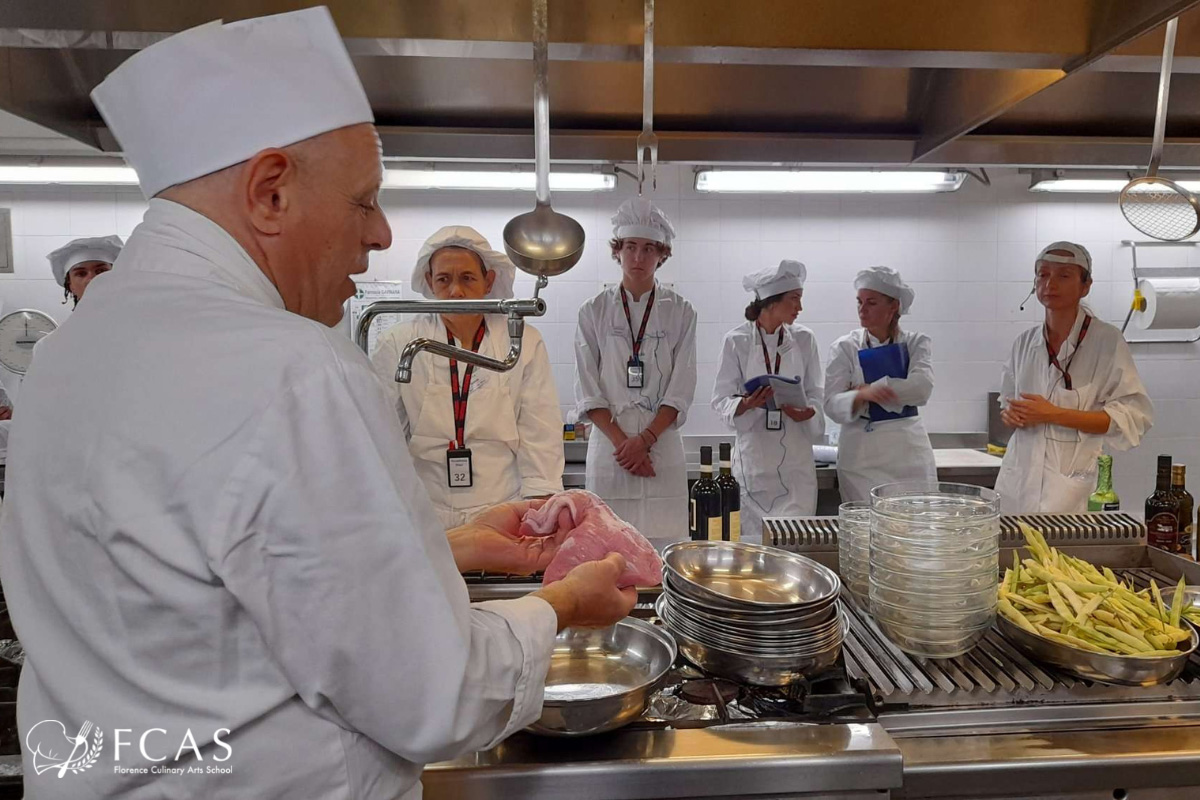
top-left (4, 1), bottom-right (1200, 167)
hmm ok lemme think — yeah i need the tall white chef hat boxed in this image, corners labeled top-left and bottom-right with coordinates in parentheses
top-left (91, 7), bottom-right (374, 199)
top-left (611, 198), bottom-right (676, 247)
top-left (410, 226), bottom-right (516, 300)
top-left (855, 266), bottom-right (915, 314)
top-left (1036, 241), bottom-right (1092, 277)
top-left (47, 235), bottom-right (124, 287)
top-left (742, 260), bottom-right (807, 299)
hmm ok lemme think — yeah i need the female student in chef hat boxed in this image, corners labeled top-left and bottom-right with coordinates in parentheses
top-left (574, 198), bottom-right (698, 550)
top-left (711, 260), bottom-right (824, 543)
top-left (823, 267), bottom-right (937, 503)
top-left (0, 235), bottom-right (123, 421)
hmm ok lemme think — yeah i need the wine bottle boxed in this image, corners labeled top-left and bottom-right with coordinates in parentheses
top-left (1172, 465), bottom-right (1195, 560)
top-left (716, 442), bottom-right (741, 542)
top-left (689, 446), bottom-right (721, 542)
top-left (1087, 455), bottom-right (1120, 512)
top-left (1146, 455), bottom-right (1181, 553)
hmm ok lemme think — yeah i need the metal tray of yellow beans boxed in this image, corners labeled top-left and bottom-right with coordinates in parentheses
top-left (996, 614), bottom-right (1198, 686)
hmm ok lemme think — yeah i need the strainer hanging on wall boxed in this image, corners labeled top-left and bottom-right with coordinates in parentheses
top-left (1119, 17), bottom-right (1200, 242)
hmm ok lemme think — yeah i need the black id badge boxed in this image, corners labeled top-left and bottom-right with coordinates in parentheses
top-left (766, 409), bottom-right (783, 431)
top-left (626, 358), bottom-right (645, 389)
top-left (447, 447), bottom-right (474, 488)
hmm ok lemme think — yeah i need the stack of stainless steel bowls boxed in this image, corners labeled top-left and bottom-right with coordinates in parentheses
top-left (869, 482), bottom-right (1000, 659)
top-left (657, 541), bottom-right (845, 686)
top-left (837, 501), bottom-right (871, 603)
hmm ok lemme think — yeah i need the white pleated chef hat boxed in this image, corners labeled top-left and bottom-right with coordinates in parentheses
top-left (410, 226), bottom-right (516, 300)
top-left (855, 266), bottom-right (915, 314)
top-left (742, 260), bottom-right (807, 299)
top-left (1036, 241), bottom-right (1092, 276)
top-left (47, 235), bottom-right (124, 287)
top-left (91, 7), bottom-right (373, 199)
top-left (611, 198), bottom-right (677, 247)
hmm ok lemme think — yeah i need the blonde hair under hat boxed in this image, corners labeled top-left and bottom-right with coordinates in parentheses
top-left (854, 266), bottom-right (914, 314)
top-left (410, 226), bottom-right (516, 300)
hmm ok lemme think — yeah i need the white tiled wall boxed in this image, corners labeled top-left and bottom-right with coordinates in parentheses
top-left (2, 167), bottom-right (1198, 504)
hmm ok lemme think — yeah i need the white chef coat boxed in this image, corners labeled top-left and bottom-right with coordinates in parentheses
top-left (823, 328), bottom-right (938, 503)
top-left (0, 199), bottom-right (557, 800)
top-left (370, 314), bottom-right (564, 529)
top-left (712, 321), bottom-right (825, 543)
top-left (574, 282), bottom-right (697, 549)
top-left (995, 309), bottom-right (1153, 514)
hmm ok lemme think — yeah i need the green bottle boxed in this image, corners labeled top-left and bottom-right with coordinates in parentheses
top-left (1088, 455), bottom-right (1120, 512)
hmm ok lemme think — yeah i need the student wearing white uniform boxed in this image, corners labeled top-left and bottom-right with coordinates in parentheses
top-left (996, 242), bottom-right (1153, 514)
top-left (575, 198), bottom-right (698, 548)
top-left (0, 236), bottom-right (123, 420)
top-left (0, 11), bottom-right (634, 799)
top-left (371, 226), bottom-right (564, 529)
top-left (712, 260), bottom-right (824, 542)
top-left (824, 267), bottom-right (937, 502)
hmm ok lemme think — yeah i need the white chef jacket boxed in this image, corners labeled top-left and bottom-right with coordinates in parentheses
top-left (574, 282), bottom-right (697, 547)
top-left (823, 328), bottom-right (937, 503)
top-left (370, 313), bottom-right (564, 529)
top-left (995, 308), bottom-right (1153, 514)
top-left (0, 199), bottom-right (557, 800)
top-left (712, 321), bottom-right (825, 542)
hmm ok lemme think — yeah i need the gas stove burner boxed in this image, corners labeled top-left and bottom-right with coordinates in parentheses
top-left (677, 678), bottom-right (740, 706)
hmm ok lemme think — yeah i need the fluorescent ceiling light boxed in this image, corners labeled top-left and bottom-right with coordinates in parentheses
top-left (383, 169), bottom-right (615, 192)
top-left (694, 169), bottom-right (965, 193)
top-left (0, 165), bottom-right (139, 185)
top-left (1030, 176), bottom-right (1200, 193)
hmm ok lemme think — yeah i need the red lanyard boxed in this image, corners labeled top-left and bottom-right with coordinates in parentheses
top-left (1046, 315), bottom-right (1091, 391)
top-left (619, 286), bottom-right (656, 363)
top-left (758, 326), bottom-right (784, 375)
top-left (447, 321), bottom-right (487, 450)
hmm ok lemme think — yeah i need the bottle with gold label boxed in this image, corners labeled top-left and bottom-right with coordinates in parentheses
top-left (716, 442), bottom-right (741, 542)
top-left (1172, 464), bottom-right (1195, 560)
top-left (1146, 455), bottom-right (1181, 553)
top-left (689, 446), bottom-right (721, 541)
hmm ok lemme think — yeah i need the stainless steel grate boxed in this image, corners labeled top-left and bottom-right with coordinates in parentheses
top-left (766, 513), bottom-right (1145, 551)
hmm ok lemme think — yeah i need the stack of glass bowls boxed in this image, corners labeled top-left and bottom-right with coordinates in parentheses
top-left (837, 501), bottom-right (871, 603)
top-left (869, 482), bottom-right (1000, 659)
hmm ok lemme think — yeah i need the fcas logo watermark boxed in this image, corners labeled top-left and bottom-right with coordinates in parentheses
top-left (25, 720), bottom-right (232, 778)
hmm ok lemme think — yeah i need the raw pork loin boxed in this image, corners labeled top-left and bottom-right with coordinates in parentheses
top-left (519, 490), bottom-right (663, 588)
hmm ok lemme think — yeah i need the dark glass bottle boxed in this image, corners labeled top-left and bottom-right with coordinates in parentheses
top-left (1146, 455), bottom-right (1181, 553)
top-left (689, 446), bottom-right (721, 541)
top-left (716, 442), bottom-right (741, 542)
top-left (1172, 465), bottom-right (1195, 560)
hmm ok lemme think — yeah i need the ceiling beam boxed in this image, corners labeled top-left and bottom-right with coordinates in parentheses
top-left (912, 0), bottom-right (1200, 162)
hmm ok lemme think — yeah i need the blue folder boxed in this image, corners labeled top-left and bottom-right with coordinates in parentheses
top-left (857, 343), bottom-right (918, 423)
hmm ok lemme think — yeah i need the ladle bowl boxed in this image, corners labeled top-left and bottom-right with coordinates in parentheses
top-left (503, 205), bottom-right (586, 277)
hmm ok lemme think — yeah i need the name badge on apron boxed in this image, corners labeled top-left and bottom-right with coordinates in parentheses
top-left (627, 357), bottom-right (645, 389)
top-left (766, 409), bottom-right (783, 431)
top-left (447, 447), bottom-right (474, 488)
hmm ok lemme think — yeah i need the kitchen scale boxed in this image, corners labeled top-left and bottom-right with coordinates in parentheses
top-left (0, 309), bottom-right (57, 375)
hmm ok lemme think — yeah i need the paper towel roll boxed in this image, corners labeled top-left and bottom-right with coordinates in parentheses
top-left (1132, 277), bottom-right (1200, 330)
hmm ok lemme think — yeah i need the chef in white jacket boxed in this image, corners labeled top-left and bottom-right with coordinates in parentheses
top-left (0, 10), bottom-right (634, 799)
top-left (996, 242), bottom-right (1152, 514)
top-left (712, 260), bottom-right (824, 541)
top-left (370, 226), bottom-right (564, 529)
top-left (0, 236), bottom-right (123, 419)
top-left (575, 198), bottom-right (698, 548)
top-left (823, 267), bottom-right (937, 502)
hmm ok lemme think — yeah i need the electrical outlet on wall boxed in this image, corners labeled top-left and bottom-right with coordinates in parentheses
top-left (0, 209), bottom-right (11, 274)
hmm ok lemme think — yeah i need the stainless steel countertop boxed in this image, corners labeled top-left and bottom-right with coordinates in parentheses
top-left (424, 722), bottom-right (903, 800)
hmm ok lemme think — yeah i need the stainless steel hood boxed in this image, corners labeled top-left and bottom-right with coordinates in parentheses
top-left (5, 0), bottom-right (1200, 167)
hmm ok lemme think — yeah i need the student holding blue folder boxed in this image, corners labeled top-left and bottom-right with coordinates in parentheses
top-left (824, 267), bottom-right (937, 502)
top-left (712, 260), bottom-right (824, 542)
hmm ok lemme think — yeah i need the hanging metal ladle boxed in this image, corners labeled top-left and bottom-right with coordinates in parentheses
top-left (502, 0), bottom-right (586, 277)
